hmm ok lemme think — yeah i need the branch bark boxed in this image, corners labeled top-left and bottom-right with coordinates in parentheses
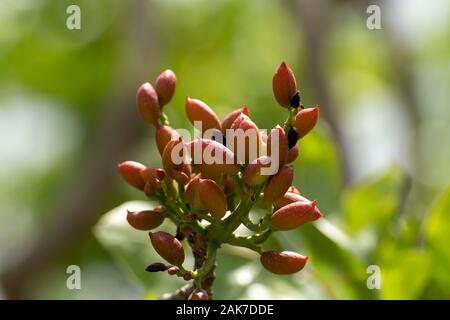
top-left (160, 231), bottom-right (215, 300)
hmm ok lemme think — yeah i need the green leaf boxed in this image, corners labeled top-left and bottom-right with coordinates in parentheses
top-left (93, 201), bottom-right (188, 296)
top-left (425, 186), bottom-right (450, 292)
top-left (381, 249), bottom-right (431, 299)
top-left (343, 168), bottom-right (402, 234)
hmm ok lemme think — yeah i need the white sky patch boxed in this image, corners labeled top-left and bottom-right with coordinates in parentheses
top-left (0, 94), bottom-right (81, 180)
top-left (385, 0), bottom-right (450, 50)
top-left (341, 91), bottom-right (412, 181)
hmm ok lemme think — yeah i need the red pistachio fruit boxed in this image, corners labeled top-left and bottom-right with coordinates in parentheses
top-left (185, 175), bottom-right (204, 212)
top-left (260, 251), bottom-right (308, 275)
top-left (267, 125), bottom-right (289, 167)
top-left (243, 156), bottom-right (273, 186)
top-left (229, 114), bottom-right (261, 164)
top-left (126, 208), bottom-right (164, 230)
top-left (162, 138), bottom-right (192, 184)
top-left (273, 192), bottom-right (310, 211)
top-left (286, 144), bottom-right (299, 164)
top-left (156, 124), bottom-right (180, 155)
top-left (155, 69), bottom-right (176, 106)
top-left (140, 167), bottom-right (165, 196)
top-left (185, 97), bottom-right (221, 132)
top-left (118, 161), bottom-right (146, 190)
top-left (221, 106), bottom-right (250, 134)
top-left (167, 267), bottom-right (179, 275)
top-left (271, 200), bottom-right (322, 230)
top-left (183, 273), bottom-right (193, 281)
top-left (293, 106), bottom-right (320, 139)
top-left (223, 174), bottom-right (237, 195)
top-left (186, 138), bottom-right (239, 174)
top-left (273, 192), bottom-right (323, 219)
top-left (264, 166), bottom-right (294, 204)
top-left (272, 61), bottom-right (298, 108)
top-left (136, 82), bottom-right (161, 126)
top-left (149, 231), bottom-right (185, 266)
top-left (189, 289), bottom-right (209, 300)
top-left (140, 167), bottom-right (165, 181)
top-left (143, 181), bottom-right (159, 197)
top-left (198, 178), bottom-right (227, 218)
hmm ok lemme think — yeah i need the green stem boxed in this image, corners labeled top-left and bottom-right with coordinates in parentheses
top-left (241, 214), bottom-right (266, 232)
top-left (194, 242), bottom-right (217, 288)
top-left (225, 235), bottom-right (262, 253)
top-left (282, 107), bottom-right (297, 132)
top-left (160, 112), bottom-right (170, 126)
top-left (250, 228), bottom-right (272, 244)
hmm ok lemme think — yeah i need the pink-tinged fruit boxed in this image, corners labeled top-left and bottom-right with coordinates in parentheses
top-left (137, 82), bottom-right (161, 126)
top-left (293, 106), bottom-right (320, 139)
top-left (118, 161), bottom-right (146, 190)
top-left (272, 62), bottom-right (298, 108)
top-left (271, 200), bottom-right (320, 230)
top-left (149, 231), bottom-right (185, 265)
top-left (260, 251), bottom-right (308, 275)
top-left (127, 208), bottom-right (164, 230)
top-left (155, 69), bottom-right (176, 106)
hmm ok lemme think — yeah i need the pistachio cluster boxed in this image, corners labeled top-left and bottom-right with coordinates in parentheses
top-left (118, 62), bottom-right (323, 300)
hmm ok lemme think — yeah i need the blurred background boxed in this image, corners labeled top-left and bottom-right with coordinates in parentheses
top-left (0, 0), bottom-right (449, 299)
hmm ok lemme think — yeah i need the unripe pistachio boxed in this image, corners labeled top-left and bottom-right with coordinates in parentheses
top-left (271, 200), bottom-right (321, 230)
top-left (162, 138), bottom-right (192, 184)
top-left (273, 192), bottom-right (309, 211)
top-left (243, 156), bottom-right (272, 186)
top-left (189, 289), bottom-right (209, 300)
top-left (137, 82), bottom-right (161, 126)
top-left (267, 125), bottom-right (288, 166)
top-left (286, 144), bottom-right (299, 164)
top-left (187, 139), bottom-right (238, 175)
top-left (140, 167), bottom-right (164, 196)
top-left (140, 167), bottom-right (166, 181)
top-left (293, 106), bottom-right (320, 139)
top-left (221, 106), bottom-right (250, 134)
top-left (143, 181), bottom-right (157, 197)
top-left (185, 175), bottom-right (204, 212)
top-left (155, 69), bottom-right (176, 106)
top-left (118, 161), bottom-right (146, 190)
top-left (183, 273), bottom-right (193, 281)
top-left (200, 163), bottom-right (223, 182)
top-left (260, 251), bottom-right (308, 275)
top-left (186, 97), bottom-right (221, 132)
top-left (167, 267), bottom-right (179, 275)
top-left (156, 124), bottom-right (180, 155)
top-left (127, 207), bottom-right (164, 230)
top-left (149, 231), bottom-right (185, 266)
top-left (272, 61), bottom-right (298, 108)
top-left (198, 178), bottom-right (227, 218)
top-left (229, 114), bottom-right (261, 164)
top-left (223, 174), bottom-right (237, 195)
top-left (146, 262), bottom-right (168, 272)
top-left (264, 166), bottom-right (294, 204)
top-left (273, 192), bottom-right (324, 218)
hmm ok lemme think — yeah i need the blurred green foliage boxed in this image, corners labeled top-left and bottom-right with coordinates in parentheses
top-left (0, 0), bottom-right (449, 299)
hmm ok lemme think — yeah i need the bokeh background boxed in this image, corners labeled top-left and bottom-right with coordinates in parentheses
top-left (0, 0), bottom-right (449, 299)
